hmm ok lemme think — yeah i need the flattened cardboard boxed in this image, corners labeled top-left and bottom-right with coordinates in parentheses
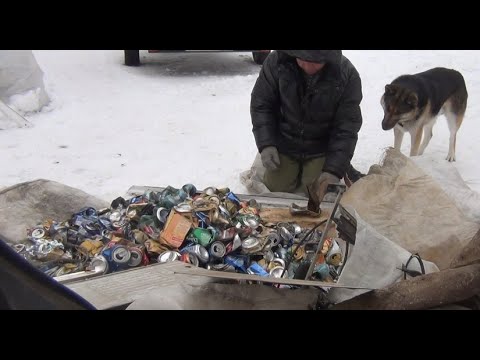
top-left (160, 211), bottom-right (192, 249)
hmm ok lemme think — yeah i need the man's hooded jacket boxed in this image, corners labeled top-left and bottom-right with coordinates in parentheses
top-left (250, 50), bottom-right (363, 178)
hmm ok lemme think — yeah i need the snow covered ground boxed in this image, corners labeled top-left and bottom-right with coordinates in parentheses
top-left (1, 50), bottom-right (479, 202)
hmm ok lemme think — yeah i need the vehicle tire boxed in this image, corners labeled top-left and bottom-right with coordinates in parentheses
top-left (252, 51), bottom-right (270, 65)
top-left (124, 50), bottom-right (140, 66)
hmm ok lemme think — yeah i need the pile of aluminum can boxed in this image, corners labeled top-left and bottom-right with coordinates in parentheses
top-left (14, 184), bottom-right (344, 283)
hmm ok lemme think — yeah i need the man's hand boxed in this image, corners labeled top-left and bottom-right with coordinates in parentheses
top-left (260, 146), bottom-right (280, 170)
top-left (307, 172), bottom-right (340, 212)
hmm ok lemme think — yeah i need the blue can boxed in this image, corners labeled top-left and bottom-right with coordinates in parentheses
top-left (226, 192), bottom-right (241, 205)
top-left (195, 212), bottom-right (210, 228)
top-left (83, 220), bottom-right (104, 236)
top-left (247, 262), bottom-right (269, 277)
top-left (98, 217), bottom-right (113, 230)
top-left (75, 207), bottom-right (98, 218)
top-left (129, 195), bottom-right (145, 204)
top-left (181, 244), bottom-right (209, 264)
top-left (313, 263), bottom-right (330, 281)
top-left (224, 255), bottom-right (249, 273)
top-left (101, 245), bottom-right (131, 273)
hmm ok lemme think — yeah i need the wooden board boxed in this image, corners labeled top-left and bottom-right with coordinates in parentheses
top-left (65, 261), bottom-right (376, 309)
top-left (127, 185), bottom-right (336, 233)
top-left (126, 185), bottom-right (309, 208)
top-left (259, 207), bottom-right (338, 238)
top-left (174, 263), bottom-right (377, 290)
top-left (65, 261), bottom-right (215, 310)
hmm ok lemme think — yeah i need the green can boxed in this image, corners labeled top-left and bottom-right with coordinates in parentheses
top-left (191, 228), bottom-right (213, 247)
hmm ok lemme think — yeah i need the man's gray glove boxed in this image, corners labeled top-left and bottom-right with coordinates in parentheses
top-left (260, 146), bottom-right (280, 171)
top-left (307, 172), bottom-right (340, 212)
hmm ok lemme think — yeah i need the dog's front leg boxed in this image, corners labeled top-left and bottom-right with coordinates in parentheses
top-left (394, 126), bottom-right (404, 152)
top-left (410, 127), bottom-right (423, 156)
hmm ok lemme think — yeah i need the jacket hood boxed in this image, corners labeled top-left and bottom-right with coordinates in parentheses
top-left (278, 50), bottom-right (342, 65)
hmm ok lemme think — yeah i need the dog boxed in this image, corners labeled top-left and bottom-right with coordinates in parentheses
top-left (381, 67), bottom-right (468, 161)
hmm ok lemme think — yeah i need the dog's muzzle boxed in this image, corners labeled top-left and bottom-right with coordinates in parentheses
top-left (382, 117), bottom-right (395, 131)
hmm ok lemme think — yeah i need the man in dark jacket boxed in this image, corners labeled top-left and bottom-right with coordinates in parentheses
top-left (250, 50), bottom-right (364, 210)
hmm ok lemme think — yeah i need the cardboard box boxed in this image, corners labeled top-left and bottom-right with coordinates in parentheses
top-left (159, 210), bottom-right (192, 249)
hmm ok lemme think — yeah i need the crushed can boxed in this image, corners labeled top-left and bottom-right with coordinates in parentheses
top-left (101, 245), bottom-right (131, 272)
top-left (75, 207), bottom-right (97, 218)
top-left (88, 255), bottom-right (109, 274)
top-left (209, 263), bottom-right (236, 272)
top-left (224, 255), bottom-right (249, 273)
top-left (326, 239), bottom-right (343, 266)
top-left (182, 184), bottom-right (197, 197)
top-left (313, 263), bottom-right (330, 280)
top-left (158, 186), bottom-right (188, 209)
top-left (266, 232), bottom-right (281, 248)
top-left (127, 247), bottom-right (144, 267)
top-left (180, 252), bottom-right (200, 267)
top-left (217, 227), bottom-right (236, 242)
top-left (247, 262), bottom-right (269, 277)
top-left (226, 191), bottom-right (241, 205)
top-left (209, 241), bottom-right (226, 259)
top-left (181, 244), bottom-right (209, 264)
top-left (225, 234), bottom-right (242, 254)
top-left (269, 266), bottom-right (288, 278)
top-left (158, 250), bottom-right (181, 263)
top-left (191, 228), bottom-right (213, 247)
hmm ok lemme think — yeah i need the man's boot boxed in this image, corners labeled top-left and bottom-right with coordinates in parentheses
top-left (345, 164), bottom-right (365, 184)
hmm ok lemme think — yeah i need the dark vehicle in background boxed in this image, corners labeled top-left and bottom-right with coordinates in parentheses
top-left (124, 50), bottom-right (271, 66)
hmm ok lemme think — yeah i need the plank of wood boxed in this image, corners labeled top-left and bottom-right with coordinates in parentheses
top-left (126, 185), bottom-right (310, 208)
top-left (65, 261), bottom-right (216, 310)
top-left (173, 264), bottom-right (376, 290)
top-left (127, 185), bottom-right (336, 233)
top-left (259, 207), bottom-right (337, 237)
top-left (66, 259), bottom-right (374, 310)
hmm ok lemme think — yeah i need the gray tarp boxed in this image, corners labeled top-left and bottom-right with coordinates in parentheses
top-left (241, 148), bottom-right (480, 271)
top-left (341, 149), bottom-right (480, 270)
top-left (411, 153), bottom-right (480, 224)
top-left (0, 179), bottom-right (108, 244)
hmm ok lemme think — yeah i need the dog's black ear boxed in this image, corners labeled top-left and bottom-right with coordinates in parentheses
top-left (406, 92), bottom-right (418, 107)
top-left (385, 84), bottom-right (396, 95)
